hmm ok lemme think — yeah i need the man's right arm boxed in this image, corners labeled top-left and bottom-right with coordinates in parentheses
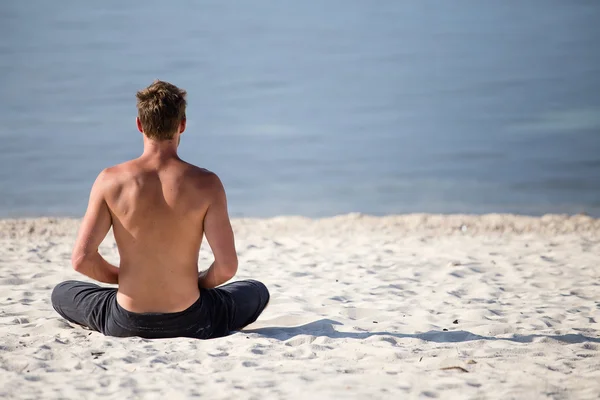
top-left (198, 174), bottom-right (238, 288)
top-left (71, 170), bottom-right (119, 284)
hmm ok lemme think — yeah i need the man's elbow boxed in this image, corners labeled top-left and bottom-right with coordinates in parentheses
top-left (71, 252), bottom-right (89, 272)
top-left (221, 258), bottom-right (238, 280)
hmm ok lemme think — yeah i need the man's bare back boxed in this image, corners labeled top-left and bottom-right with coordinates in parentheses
top-left (84, 155), bottom-right (235, 312)
top-left (70, 140), bottom-right (239, 312)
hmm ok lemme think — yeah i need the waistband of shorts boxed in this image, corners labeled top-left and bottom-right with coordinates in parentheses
top-left (113, 291), bottom-right (203, 319)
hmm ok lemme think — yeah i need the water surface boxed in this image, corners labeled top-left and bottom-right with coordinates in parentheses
top-left (1, 1), bottom-right (599, 217)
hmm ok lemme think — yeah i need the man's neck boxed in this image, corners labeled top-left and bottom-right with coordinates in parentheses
top-left (141, 136), bottom-right (180, 161)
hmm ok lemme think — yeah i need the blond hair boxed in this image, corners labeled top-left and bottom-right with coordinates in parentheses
top-left (136, 80), bottom-right (187, 140)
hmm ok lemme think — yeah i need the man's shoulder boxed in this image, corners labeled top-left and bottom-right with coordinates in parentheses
top-left (181, 162), bottom-right (220, 182)
top-left (185, 164), bottom-right (214, 176)
top-left (93, 161), bottom-right (137, 191)
top-left (176, 163), bottom-right (225, 197)
top-left (96, 162), bottom-right (132, 181)
top-left (103, 159), bottom-right (137, 173)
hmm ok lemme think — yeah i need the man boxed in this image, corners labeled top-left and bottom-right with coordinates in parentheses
top-left (51, 80), bottom-right (269, 339)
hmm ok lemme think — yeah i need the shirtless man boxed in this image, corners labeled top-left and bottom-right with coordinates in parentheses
top-left (51, 80), bottom-right (269, 339)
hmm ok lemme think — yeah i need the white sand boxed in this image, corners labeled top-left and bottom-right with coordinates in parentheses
top-left (0, 214), bottom-right (599, 399)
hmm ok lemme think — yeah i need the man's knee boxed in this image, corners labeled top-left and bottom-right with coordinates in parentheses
top-left (247, 280), bottom-right (270, 308)
top-left (51, 280), bottom-right (79, 310)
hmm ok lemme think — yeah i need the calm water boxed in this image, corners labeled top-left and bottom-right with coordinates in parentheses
top-left (1, 1), bottom-right (599, 218)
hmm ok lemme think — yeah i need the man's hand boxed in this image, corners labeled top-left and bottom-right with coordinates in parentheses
top-left (71, 170), bottom-right (119, 284)
top-left (198, 174), bottom-right (238, 288)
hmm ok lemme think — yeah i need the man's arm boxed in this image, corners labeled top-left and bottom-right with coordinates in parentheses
top-left (71, 170), bottom-right (119, 284)
top-left (198, 174), bottom-right (238, 288)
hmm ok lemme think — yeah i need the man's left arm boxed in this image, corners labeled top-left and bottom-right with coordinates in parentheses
top-left (71, 170), bottom-right (119, 284)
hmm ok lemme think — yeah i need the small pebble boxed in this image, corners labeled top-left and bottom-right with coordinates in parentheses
top-left (453, 319), bottom-right (458, 324)
top-left (443, 328), bottom-right (448, 332)
top-left (373, 321), bottom-right (378, 324)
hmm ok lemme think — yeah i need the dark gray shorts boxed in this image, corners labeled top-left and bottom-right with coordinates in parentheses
top-left (51, 279), bottom-right (269, 339)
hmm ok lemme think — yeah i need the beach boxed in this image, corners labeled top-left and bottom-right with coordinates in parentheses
top-left (0, 213), bottom-right (599, 399)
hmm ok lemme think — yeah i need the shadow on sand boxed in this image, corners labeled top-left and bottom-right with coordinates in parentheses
top-left (245, 318), bottom-right (600, 344)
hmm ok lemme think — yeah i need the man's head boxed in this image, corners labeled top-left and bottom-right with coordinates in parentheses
top-left (136, 80), bottom-right (187, 141)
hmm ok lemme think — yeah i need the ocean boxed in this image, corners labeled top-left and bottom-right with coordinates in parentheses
top-left (1, 0), bottom-right (599, 218)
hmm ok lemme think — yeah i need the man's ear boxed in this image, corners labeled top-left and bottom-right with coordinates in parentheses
top-left (179, 118), bottom-right (186, 134)
top-left (136, 117), bottom-right (144, 134)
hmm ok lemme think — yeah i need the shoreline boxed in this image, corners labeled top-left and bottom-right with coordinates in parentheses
top-left (1, 213), bottom-right (599, 239)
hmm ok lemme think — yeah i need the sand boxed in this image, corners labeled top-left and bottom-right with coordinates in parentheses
top-left (0, 214), bottom-right (599, 399)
